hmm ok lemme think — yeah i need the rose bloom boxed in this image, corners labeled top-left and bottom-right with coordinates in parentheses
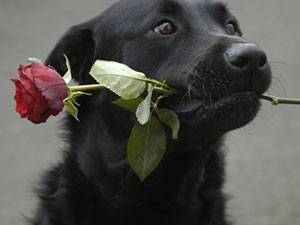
top-left (12, 64), bottom-right (68, 124)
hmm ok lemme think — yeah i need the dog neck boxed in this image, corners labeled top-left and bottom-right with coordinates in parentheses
top-left (65, 97), bottom-right (226, 213)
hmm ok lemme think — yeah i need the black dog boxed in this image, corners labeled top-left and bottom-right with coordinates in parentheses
top-left (31, 0), bottom-right (271, 224)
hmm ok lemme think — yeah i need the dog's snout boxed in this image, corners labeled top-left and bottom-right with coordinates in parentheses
top-left (222, 43), bottom-right (271, 94)
top-left (226, 43), bottom-right (267, 71)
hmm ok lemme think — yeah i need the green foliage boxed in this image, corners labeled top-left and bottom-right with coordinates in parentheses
top-left (64, 91), bottom-right (91, 121)
top-left (65, 59), bottom-right (181, 181)
top-left (63, 55), bottom-right (72, 84)
top-left (112, 97), bottom-right (143, 113)
top-left (90, 60), bottom-right (147, 99)
top-left (157, 109), bottom-right (180, 139)
top-left (127, 116), bottom-right (167, 181)
top-left (136, 84), bottom-right (154, 125)
top-left (64, 100), bottom-right (79, 121)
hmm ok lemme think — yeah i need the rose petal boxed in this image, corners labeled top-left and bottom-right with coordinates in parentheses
top-left (18, 65), bottom-right (41, 97)
top-left (12, 79), bottom-right (31, 118)
top-left (30, 64), bottom-right (68, 113)
top-left (13, 64), bottom-right (68, 124)
top-left (30, 64), bottom-right (67, 91)
top-left (27, 94), bottom-right (51, 124)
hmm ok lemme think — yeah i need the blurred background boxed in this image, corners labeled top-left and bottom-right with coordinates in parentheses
top-left (0, 0), bottom-right (299, 224)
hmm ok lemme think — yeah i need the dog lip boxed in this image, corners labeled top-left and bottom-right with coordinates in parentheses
top-left (206, 91), bottom-right (259, 104)
top-left (190, 90), bottom-right (259, 102)
top-left (218, 91), bottom-right (259, 102)
top-left (175, 91), bottom-right (259, 114)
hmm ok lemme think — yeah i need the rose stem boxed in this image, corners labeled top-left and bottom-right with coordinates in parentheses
top-left (69, 85), bottom-right (300, 106)
top-left (261, 94), bottom-right (300, 105)
top-left (68, 84), bottom-right (105, 92)
top-left (68, 84), bottom-right (176, 96)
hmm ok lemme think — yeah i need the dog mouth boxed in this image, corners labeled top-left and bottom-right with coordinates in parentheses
top-left (167, 91), bottom-right (261, 137)
top-left (173, 91), bottom-right (259, 114)
top-left (171, 59), bottom-right (271, 114)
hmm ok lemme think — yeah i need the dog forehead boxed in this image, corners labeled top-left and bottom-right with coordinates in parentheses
top-left (151, 0), bottom-right (228, 9)
top-left (97, 0), bottom-right (231, 35)
top-left (111, 0), bottom-right (228, 12)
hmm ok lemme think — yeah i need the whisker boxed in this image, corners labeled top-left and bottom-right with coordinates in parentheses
top-left (270, 61), bottom-right (300, 71)
top-left (178, 89), bottom-right (191, 108)
top-left (256, 108), bottom-right (277, 129)
top-left (270, 65), bottom-right (287, 83)
top-left (187, 83), bottom-right (193, 101)
top-left (268, 63), bottom-right (290, 97)
top-left (269, 75), bottom-right (287, 97)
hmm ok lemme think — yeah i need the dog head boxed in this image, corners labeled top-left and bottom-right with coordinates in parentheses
top-left (47, 0), bottom-right (271, 139)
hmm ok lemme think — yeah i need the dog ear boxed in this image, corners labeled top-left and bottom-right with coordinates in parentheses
top-left (45, 22), bottom-right (95, 84)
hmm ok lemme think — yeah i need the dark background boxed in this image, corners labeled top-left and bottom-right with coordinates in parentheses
top-left (0, 0), bottom-right (299, 224)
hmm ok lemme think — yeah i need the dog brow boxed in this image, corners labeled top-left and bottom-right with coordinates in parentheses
top-left (159, 0), bottom-right (183, 15)
top-left (211, 0), bottom-right (228, 12)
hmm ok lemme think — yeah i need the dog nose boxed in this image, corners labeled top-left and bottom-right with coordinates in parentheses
top-left (226, 43), bottom-right (267, 70)
top-left (224, 43), bottom-right (271, 94)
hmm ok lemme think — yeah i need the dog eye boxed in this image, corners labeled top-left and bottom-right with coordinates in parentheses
top-left (226, 22), bottom-right (237, 35)
top-left (154, 20), bottom-right (176, 35)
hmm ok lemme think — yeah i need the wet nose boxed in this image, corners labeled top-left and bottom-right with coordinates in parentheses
top-left (226, 43), bottom-right (268, 71)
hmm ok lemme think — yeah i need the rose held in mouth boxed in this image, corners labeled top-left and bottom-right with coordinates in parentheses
top-left (11, 64), bottom-right (68, 124)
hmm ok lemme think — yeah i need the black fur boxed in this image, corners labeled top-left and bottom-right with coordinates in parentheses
top-left (30, 0), bottom-right (271, 224)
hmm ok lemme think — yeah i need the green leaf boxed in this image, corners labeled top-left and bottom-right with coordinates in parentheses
top-left (157, 109), bottom-right (180, 139)
top-left (89, 60), bottom-right (147, 99)
top-left (136, 84), bottom-right (154, 125)
top-left (64, 100), bottom-right (79, 121)
top-left (127, 116), bottom-right (167, 181)
top-left (63, 55), bottom-right (72, 84)
top-left (63, 90), bottom-right (92, 121)
top-left (70, 91), bottom-right (92, 98)
top-left (112, 97), bottom-right (143, 113)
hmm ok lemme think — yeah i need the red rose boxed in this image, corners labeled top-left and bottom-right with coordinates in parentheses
top-left (12, 64), bottom-right (68, 124)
